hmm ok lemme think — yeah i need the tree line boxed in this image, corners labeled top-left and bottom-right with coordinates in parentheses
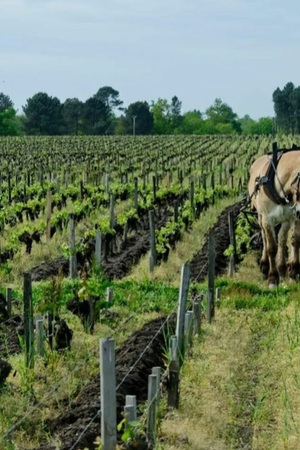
top-left (0, 84), bottom-right (287, 137)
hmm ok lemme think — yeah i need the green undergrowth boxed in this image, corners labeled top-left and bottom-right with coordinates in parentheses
top-left (216, 277), bottom-right (298, 310)
top-left (30, 275), bottom-right (179, 316)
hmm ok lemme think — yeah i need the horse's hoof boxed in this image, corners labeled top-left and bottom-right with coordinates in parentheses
top-left (268, 274), bottom-right (279, 288)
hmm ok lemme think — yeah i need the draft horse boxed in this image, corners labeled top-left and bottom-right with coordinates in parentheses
top-left (248, 143), bottom-right (300, 287)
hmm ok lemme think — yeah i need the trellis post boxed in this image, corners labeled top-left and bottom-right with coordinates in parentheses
top-left (100, 338), bottom-right (117, 450)
top-left (207, 232), bottom-right (215, 323)
top-left (176, 262), bottom-right (191, 360)
top-left (6, 287), bottom-right (12, 318)
top-left (69, 214), bottom-right (77, 279)
top-left (24, 272), bottom-right (34, 368)
top-left (149, 210), bottom-right (157, 272)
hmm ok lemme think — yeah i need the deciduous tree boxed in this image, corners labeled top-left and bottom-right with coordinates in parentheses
top-left (0, 93), bottom-right (13, 112)
top-left (81, 96), bottom-right (110, 135)
top-left (205, 98), bottom-right (241, 133)
top-left (62, 98), bottom-right (83, 135)
top-left (0, 107), bottom-right (21, 135)
top-left (94, 86), bottom-right (123, 112)
top-left (125, 101), bottom-right (153, 135)
top-left (23, 92), bottom-right (63, 135)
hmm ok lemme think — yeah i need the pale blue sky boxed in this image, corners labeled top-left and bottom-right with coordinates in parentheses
top-left (1, 0), bottom-right (299, 119)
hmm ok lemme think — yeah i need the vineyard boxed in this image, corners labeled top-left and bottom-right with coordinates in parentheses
top-left (0, 134), bottom-right (300, 450)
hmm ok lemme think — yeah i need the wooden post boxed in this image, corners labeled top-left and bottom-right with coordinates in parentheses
top-left (219, 166), bottom-right (223, 185)
top-left (46, 189), bottom-right (52, 242)
top-left (40, 169), bottom-right (44, 188)
top-left (56, 176), bottom-right (60, 193)
top-left (125, 395), bottom-right (137, 421)
top-left (47, 312), bottom-right (54, 351)
top-left (152, 176), bottom-right (157, 201)
top-left (134, 177), bottom-right (138, 212)
top-left (167, 336), bottom-right (180, 408)
top-left (149, 210), bottom-right (157, 272)
top-left (23, 183), bottom-right (27, 204)
top-left (106, 287), bottom-right (113, 305)
top-left (176, 263), bottom-right (191, 361)
top-left (6, 287), bottom-right (12, 318)
top-left (189, 177), bottom-right (195, 216)
top-left (69, 214), bottom-right (77, 279)
top-left (166, 172), bottom-right (171, 189)
top-left (124, 405), bottom-right (136, 427)
top-left (7, 172), bottom-right (11, 204)
top-left (105, 173), bottom-right (110, 194)
top-left (80, 180), bottom-right (84, 200)
top-left (193, 294), bottom-right (202, 335)
top-left (174, 201), bottom-right (179, 223)
top-left (109, 195), bottom-right (115, 229)
top-left (95, 231), bottom-right (102, 270)
top-left (36, 318), bottom-right (45, 357)
top-left (23, 273), bottom-right (34, 368)
top-left (147, 373), bottom-right (158, 446)
top-left (178, 169), bottom-right (183, 185)
top-left (169, 335), bottom-right (178, 362)
top-left (210, 172), bottom-right (215, 189)
top-left (216, 287), bottom-right (221, 304)
top-left (100, 338), bottom-right (117, 450)
top-left (184, 311), bottom-right (193, 353)
top-left (207, 232), bottom-right (215, 323)
top-left (88, 297), bottom-right (95, 334)
top-left (152, 366), bottom-right (161, 403)
top-left (228, 210), bottom-right (237, 276)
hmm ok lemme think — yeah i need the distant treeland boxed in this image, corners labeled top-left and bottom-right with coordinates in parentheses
top-left (248, 143), bottom-right (300, 287)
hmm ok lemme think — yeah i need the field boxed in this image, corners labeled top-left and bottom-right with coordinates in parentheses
top-left (0, 134), bottom-right (300, 449)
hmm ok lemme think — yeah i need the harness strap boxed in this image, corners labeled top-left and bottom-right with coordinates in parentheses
top-left (258, 150), bottom-right (288, 205)
top-left (251, 142), bottom-right (300, 207)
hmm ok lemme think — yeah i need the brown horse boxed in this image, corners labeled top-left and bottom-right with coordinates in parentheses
top-left (248, 149), bottom-right (300, 287)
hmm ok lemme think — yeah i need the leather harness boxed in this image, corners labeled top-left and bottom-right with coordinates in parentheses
top-left (254, 143), bottom-right (300, 205)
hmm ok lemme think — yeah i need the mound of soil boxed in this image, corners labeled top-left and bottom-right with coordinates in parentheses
top-left (31, 205), bottom-right (173, 282)
top-left (190, 201), bottom-right (245, 283)
top-left (37, 314), bottom-right (176, 450)
top-left (30, 257), bottom-right (69, 282)
top-left (0, 316), bottom-right (23, 357)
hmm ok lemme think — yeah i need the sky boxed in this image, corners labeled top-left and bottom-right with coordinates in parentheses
top-left (1, 0), bottom-right (300, 119)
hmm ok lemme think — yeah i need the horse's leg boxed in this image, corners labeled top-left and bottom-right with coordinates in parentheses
top-left (258, 216), bottom-right (269, 278)
top-left (261, 217), bottom-right (279, 287)
top-left (288, 219), bottom-right (300, 279)
top-left (277, 221), bottom-right (289, 277)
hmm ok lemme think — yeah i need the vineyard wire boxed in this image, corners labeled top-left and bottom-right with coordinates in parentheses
top-left (68, 308), bottom-right (178, 449)
top-left (1, 308), bottom-right (176, 446)
top-left (116, 309), bottom-right (176, 392)
top-left (2, 341), bottom-right (98, 442)
top-left (194, 260), bottom-right (208, 281)
top-left (0, 315), bottom-right (21, 326)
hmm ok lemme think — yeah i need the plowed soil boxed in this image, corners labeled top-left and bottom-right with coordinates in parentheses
top-left (2, 200), bottom-right (247, 449)
top-left (33, 200), bottom-right (245, 450)
top-left (30, 205), bottom-right (173, 282)
top-left (37, 315), bottom-right (176, 450)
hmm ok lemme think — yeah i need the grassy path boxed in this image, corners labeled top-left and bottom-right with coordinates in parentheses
top-left (159, 267), bottom-right (300, 450)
